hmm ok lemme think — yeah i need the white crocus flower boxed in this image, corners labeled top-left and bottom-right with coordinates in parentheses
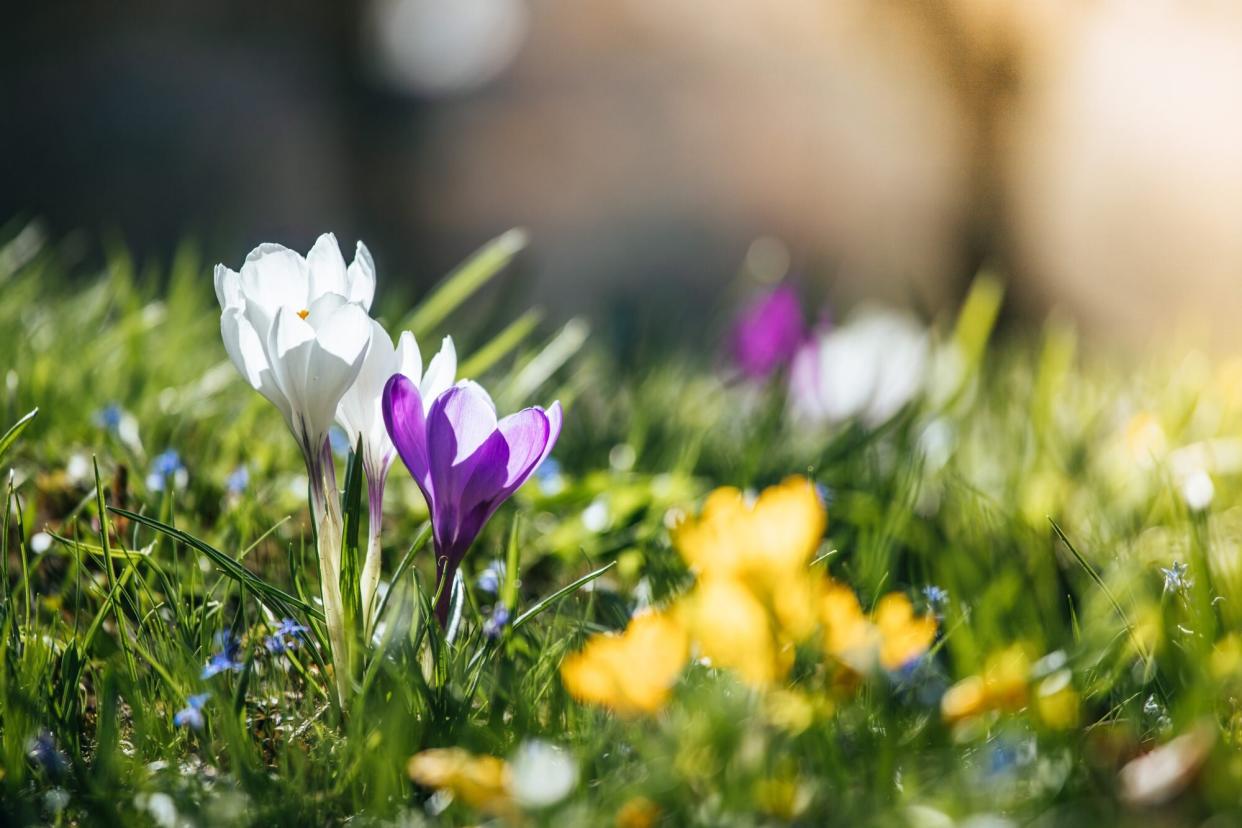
top-left (336, 319), bottom-right (456, 633)
top-left (215, 234), bottom-right (375, 458)
top-left (214, 233), bottom-right (375, 706)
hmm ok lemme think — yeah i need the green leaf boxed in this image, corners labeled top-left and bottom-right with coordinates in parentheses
top-left (402, 228), bottom-right (527, 338)
top-left (0, 407), bottom-right (37, 465)
top-left (511, 560), bottom-right (616, 632)
top-left (110, 506), bottom-right (323, 622)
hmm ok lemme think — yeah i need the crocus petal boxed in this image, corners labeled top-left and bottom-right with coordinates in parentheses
top-left (431, 383), bottom-right (499, 465)
top-left (221, 308), bottom-right (292, 424)
top-left (307, 233), bottom-right (348, 299)
top-left (240, 243), bottom-right (310, 316)
top-left (395, 330), bottom-right (422, 387)
top-left (446, 430), bottom-right (513, 555)
top-left (337, 319), bottom-right (397, 449)
top-left (424, 385), bottom-right (504, 555)
top-left (420, 337), bottom-right (457, 408)
top-left (214, 264), bottom-right (244, 311)
top-left (496, 408), bottom-right (552, 489)
top-left (384, 374), bottom-right (433, 502)
top-left (537, 401), bottom-right (563, 469)
top-left (346, 241), bottom-right (376, 310)
top-left (268, 306), bottom-right (318, 440)
top-left (304, 303), bottom-right (372, 442)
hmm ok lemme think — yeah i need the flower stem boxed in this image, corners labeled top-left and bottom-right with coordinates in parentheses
top-left (308, 437), bottom-right (351, 708)
top-left (359, 470), bottom-right (386, 638)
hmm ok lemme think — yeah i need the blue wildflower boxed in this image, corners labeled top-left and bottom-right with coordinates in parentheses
top-left (264, 618), bottom-right (308, 655)
top-left (173, 693), bottom-right (211, 730)
top-left (27, 730), bottom-right (68, 777)
top-left (476, 561), bottom-right (505, 595)
top-left (921, 585), bottom-right (949, 617)
top-left (94, 403), bottom-right (124, 430)
top-left (147, 449), bottom-right (187, 493)
top-left (226, 465), bottom-right (249, 495)
top-left (483, 606), bottom-right (511, 640)
top-left (1160, 561), bottom-right (1192, 595)
top-left (201, 631), bottom-right (244, 679)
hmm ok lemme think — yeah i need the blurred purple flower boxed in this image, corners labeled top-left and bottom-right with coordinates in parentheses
top-left (729, 285), bottom-right (806, 379)
top-left (383, 378), bottom-right (562, 625)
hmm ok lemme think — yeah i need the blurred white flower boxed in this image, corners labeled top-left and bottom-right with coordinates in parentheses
top-left (790, 308), bottom-right (929, 426)
top-left (1181, 470), bottom-right (1214, 512)
top-left (509, 740), bottom-right (578, 809)
top-left (65, 453), bottom-right (91, 484)
top-left (30, 532), bottom-right (52, 554)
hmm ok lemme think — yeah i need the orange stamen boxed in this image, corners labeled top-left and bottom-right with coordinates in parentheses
top-left (297, 309), bottom-right (310, 320)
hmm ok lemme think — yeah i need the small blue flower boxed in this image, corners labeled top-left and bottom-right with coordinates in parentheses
top-left (1160, 561), bottom-right (1192, 595)
top-left (226, 465), bottom-right (249, 495)
top-left (476, 562), bottom-right (505, 595)
top-left (148, 449), bottom-right (187, 493)
top-left (27, 730), bottom-right (68, 776)
top-left (173, 693), bottom-right (211, 730)
top-left (201, 631), bottom-right (244, 679)
top-left (483, 606), bottom-right (511, 640)
top-left (922, 585), bottom-right (949, 610)
top-left (94, 403), bottom-right (124, 430)
top-left (265, 618), bottom-right (308, 655)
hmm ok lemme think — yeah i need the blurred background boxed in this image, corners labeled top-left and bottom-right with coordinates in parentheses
top-left (5, 0), bottom-right (1242, 345)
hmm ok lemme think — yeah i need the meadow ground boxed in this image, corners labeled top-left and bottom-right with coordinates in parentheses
top-left (0, 224), bottom-right (1239, 826)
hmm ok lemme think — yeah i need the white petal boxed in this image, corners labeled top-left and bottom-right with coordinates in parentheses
top-left (306, 233), bottom-right (348, 299)
top-left (221, 308), bottom-right (292, 425)
top-left (240, 244), bottom-right (310, 316)
top-left (419, 336), bottom-right (457, 410)
top-left (303, 304), bottom-right (372, 443)
top-left (213, 264), bottom-right (243, 311)
top-left (337, 319), bottom-right (397, 446)
top-left (346, 241), bottom-right (376, 311)
top-left (268, 306), bottom-right (318, 443)
top-left (304, 292), bottom-right (350, 329)
top-left (395, 330), bottom-right (422, 384)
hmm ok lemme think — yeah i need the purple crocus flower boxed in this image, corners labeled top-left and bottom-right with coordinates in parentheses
top-left (383, 377), bottom-right (562, 624)
top-left (729, 285), bottom-right (806, 379)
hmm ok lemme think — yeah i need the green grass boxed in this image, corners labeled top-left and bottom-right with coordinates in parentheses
top-left (0, 221), bottom-right (1240, 826)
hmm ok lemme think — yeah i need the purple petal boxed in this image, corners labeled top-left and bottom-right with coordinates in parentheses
top-left (497, 408), bottom-right (552, 488)
top-left (383, 374), bottom-right (433, 506)
top-left (537, 401), bottom-right (563, 470)
top-left (426, 385), bottom-right (503, 556)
